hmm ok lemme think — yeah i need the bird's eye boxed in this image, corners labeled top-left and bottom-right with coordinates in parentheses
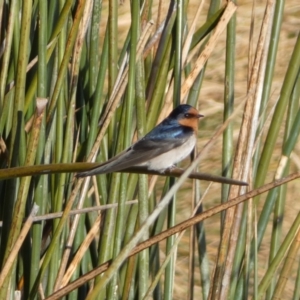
top-left (184, 113), bottom-right (191, 118)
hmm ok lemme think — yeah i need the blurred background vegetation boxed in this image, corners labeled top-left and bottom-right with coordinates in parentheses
top-left (0, 0), bottom-right (299, 299)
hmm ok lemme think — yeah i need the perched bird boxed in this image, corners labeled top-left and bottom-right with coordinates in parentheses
top-left (77, 104), bottom-right (203, 177)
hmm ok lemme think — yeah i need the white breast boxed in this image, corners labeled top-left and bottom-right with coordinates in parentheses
top-left (138, 135), bottom-right (196, 171)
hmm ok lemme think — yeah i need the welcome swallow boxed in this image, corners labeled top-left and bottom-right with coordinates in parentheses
top-left (77, 104), bottom-right (203, 177)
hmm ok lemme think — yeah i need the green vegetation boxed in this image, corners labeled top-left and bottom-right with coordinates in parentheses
top-left (0, 0), bottom-right (299, 299)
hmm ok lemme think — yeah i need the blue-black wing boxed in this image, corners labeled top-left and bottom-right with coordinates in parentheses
top-left (77, 123), bottom-right (193, 177)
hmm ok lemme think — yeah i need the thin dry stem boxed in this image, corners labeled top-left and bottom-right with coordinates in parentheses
top-left (46, 172), bottom-right (300, 300)
top-left (211, 1), bottom-right (276, 298)
top-left (60, 215), bottom-right (102, 288)
top-left (0, 204), bottom-right (39, 289)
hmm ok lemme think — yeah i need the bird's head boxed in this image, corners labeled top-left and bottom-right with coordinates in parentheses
top-left (169, 104), bottom-right (204, 132)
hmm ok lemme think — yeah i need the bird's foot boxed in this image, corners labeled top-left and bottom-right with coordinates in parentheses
top-left (163, 165), bottom-right (177, 173)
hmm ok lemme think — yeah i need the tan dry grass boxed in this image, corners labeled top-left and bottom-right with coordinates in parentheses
top-left (100, 0), bottom-right (300, 298)
top-left (179, 1), bottom-right (299, 299)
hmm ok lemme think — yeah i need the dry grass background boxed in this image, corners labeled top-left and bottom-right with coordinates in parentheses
top-left (102, 0), bottom-right (300, 298)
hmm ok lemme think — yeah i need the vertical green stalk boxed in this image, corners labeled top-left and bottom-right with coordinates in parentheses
top-left (293, 258), bottom-right (300, 299)
top-left (107, 0), bottom-right (118, 147)
top-left (253, 0), bottom-right (285, 175)
top-left (86, 30), bottom-right (109, 153)
top-left (46, 0), bottom-right (87, 122)
top-left (9, 0), bottom-right (32, 165)
top-left (146, 0), bottom-right (176, 109)
top-left (222, 1), bottom-right (236, 296)
top-left (88, 0), bottom-right (102, 99)
top-left (195, 204), bottom-right (210, 299)
top-left (164, 1), bottom-right (183, 298)
top-left (1, 101), bottom-right (45, 297)
top-left (173, 0), bottom-right (183, 106)
top-left (12, 0), bottom-right (20, 72)
top-left (164, 179), bottom-right (176, 300)
top-left (95, 108), bottom-right (127, 299)
top-left (97, 167), bottom-right (121, 299)
top-left (136, 95), bottom-right (149, 299)
top-left (132, 3), bottom-right (149, 299)
top-left (68, 214), bottom-right (85, 300)
top-left (257, 211), bottom-right (300, 298)
top-left (108, 0), bottom-right (118, 93)
top-left (234, 1), bottom-right (288, 296)
top-left (266, 69), bottom-right (299, 299)
top-left (229, 205), bottom-right (247, 299)
top-left (0, 0), bottom-right (17, 110)
top-left (47, 0), bottom-right (67, 294)
top-left (186, 0), bottom-right (221, 105)
top-left (221, 1), bottom-right (235, 204)
top-left (146, 37), bottom-right (173, 131)
top-left (254, 32), bottom-right (300, 189)
top-left (24, 0), bottom-right (74, 113)
top-left (0, 1), bottom-right (32, 296)
top-left (235, 73), bottom-right (300, 299)
top-left (28, 0), bottom-right (48, 298)
top-left (108, 0), bottom-right (142, 297)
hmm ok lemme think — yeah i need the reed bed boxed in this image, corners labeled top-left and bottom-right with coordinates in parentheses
top-left (0, 0), bottom-right (299, 299)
